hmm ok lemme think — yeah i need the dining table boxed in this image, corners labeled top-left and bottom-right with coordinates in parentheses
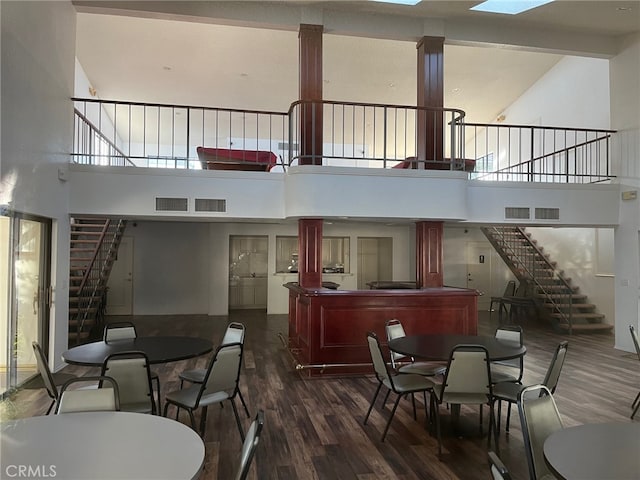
top-left (388, 333), bottom-right (526, 362)
top-left (62, 335), bottom-right (213, 366)
top-left (543, 422), bottom-right (640, 480)
top-left (1, 411), bottom-right (205, 479)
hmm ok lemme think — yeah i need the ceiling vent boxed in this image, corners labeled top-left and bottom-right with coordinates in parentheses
top-left (155, 197), bottom-right (188, 212)
top-left (195, 198), bottom-right (226, 212)
top-left (505, 207), bottom-right (530, 220)
top-left (535, 207), bottom-right (560, 220)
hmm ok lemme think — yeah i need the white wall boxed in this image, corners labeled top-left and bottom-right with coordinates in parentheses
top-left (611, 35), bottom-right (640, 351)
top-left (499, 56), bottom-right (610, 129)
top-left (116, 220), bottom-right (414, 316)
top-left (1, 1), bottom-right (76, 370)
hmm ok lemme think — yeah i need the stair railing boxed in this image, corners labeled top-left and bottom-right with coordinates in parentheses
top-left (484, 226), bottom-right (574, 333)
top-left (73, 219), bottom-right (126, 344)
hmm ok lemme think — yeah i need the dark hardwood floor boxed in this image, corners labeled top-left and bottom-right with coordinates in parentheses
top-left (4, 310), bottom-right (638, 480)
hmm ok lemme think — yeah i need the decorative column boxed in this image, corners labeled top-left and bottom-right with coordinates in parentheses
top-left (417, 36), bottom-right (445, 166)
top-left (299, 24), bottom-right (323, 165)
top-left (298, 218), bottom-right (323, 288)
top-left (416, 221), bottom-right (443, 288)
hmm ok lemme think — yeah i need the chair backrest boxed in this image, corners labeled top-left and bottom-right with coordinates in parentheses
top-left (488, 451), bottom-right (512, 480)
top-left (101, 351), bottom-right (155, 414)
top-left (518, 384), bottom-right (563, 480)
top-left (57, 376), bottom-right (120, 414)
top-left (366, 331), bottom-right (395, 389)
top-left (199, 342), bottom-right (244, 404)
top-left (494, 325), bottom-right (524, 371)
top-left (104, 321), bottom-right (137, 342)
top-left (235, 409), bottom-right (265, 480)
top-left (384, 319), bottom-right (408, 365)
top-left (542, 341), bottom-right (569, 393)
top-left (441, 345), bottom-right (492, 397)
top-left (32, 341), bottom-right (58, 401)
top-left (630, 325), bottom-right (640, 361)
top-left (222, 322), bottom-right (246, 345)
top-left (502, 280), bottom-right (516, 297)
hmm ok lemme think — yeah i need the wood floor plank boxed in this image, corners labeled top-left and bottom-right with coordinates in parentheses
top-left (3, 310), bottom-right (638, 480)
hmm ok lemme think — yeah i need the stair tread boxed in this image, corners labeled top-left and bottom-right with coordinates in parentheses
top-left (550, 312), bottom-right (605, 319)
top-left (556, 323), bottom-right (613, 332)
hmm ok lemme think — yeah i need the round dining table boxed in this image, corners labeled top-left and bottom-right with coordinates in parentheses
top-left (62, 336), bottom-right (213, 366)
top-left (543, 422), bottom-right (640, 480)
top-left (1, 411), bottom-right (205, 479)
top-left (388, 333), bottom-right (526, 361)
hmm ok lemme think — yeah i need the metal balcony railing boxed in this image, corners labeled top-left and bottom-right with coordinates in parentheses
top-left (287, 100), bottom-right (467, 170)
top-left (465, 122), bottom-right (615, 184)
top-left (72, 98), bottom-right (616, 183)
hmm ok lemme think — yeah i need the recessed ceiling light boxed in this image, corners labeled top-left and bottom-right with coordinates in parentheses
top-left (162, 66), bottom-right (172, 71)
top-left (369, 0), bottom-right (421, 5)
top-left (471, 0), bottom-right (554, 15)
top-left (240, 73), bottom-right (249, 77)
top-left (451, 87), bottom-right (461, 94)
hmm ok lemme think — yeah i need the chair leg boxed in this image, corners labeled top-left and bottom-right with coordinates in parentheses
top-left (381, 394), bottom-right (402, 442)
top-left (411, 393), bottom-right (417, 420)
top-left (45, 399), bottom-right (56, 415)
top-left (187, 409), bottom-right (196, 431)
top-left (632, 391), bottom-right (640, 409)
top-left (153, 377), bottom-right (161, 414)
top-left (431, 396), bottom-right (443, 457)
top-left (237, 389), bottom-right (250, 418)
top-left (199, 406), bottom-right (208, 436)
top-left (364, 382), bottom-right (382, 425)
top-left (382, 389), bottom-right (391, 407)
top-left (230, 398), bottom-right (245, 442)
top-left (505, 402), bottom-right (512, 432)
top-left (632, 393), bottom-right (640, 420)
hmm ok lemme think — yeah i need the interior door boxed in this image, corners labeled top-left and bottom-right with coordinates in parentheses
top-left (466, 242), bottom-right (492, 310)
top-left (0, 213), bottom-right (51, 394)
top-left (106, 236), bottom-right (133, 315)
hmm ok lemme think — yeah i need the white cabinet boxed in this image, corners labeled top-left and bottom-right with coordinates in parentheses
top-left (229, 277), bottom-right (267, 309)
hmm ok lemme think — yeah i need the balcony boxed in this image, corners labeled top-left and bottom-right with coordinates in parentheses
top-left (72, 98), bottom-right (616, 184)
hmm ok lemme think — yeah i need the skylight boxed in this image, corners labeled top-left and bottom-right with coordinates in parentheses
top-left (369, 0), bottom-right (422, 6)
top-left (471, 0), bottom-right (554, 15)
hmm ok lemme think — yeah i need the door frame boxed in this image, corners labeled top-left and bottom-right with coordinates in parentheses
top-left (1, 211), bottom-right (51, 394)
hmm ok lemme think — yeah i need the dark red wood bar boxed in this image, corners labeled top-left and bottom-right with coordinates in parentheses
top-left (285, 283), bottom-right (479, 377)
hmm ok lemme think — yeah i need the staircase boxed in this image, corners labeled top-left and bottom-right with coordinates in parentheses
top-left (69, 217), bottom-right (127, 345)
top-left (482, 226), bottom-right (612, 334)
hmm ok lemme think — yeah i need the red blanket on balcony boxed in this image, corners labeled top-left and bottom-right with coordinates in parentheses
top-left (197, 147), bottom-right (278, 171)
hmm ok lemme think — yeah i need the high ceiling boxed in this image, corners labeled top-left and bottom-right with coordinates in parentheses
top-left (74, 1), bottom-right (639, 123)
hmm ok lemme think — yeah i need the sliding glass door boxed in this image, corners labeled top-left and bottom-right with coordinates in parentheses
top-left (0, 213), bottom-right (51, 395)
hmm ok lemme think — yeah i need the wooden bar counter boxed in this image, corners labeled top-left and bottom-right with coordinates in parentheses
top-left (285, 282), bottom-right (478, 377)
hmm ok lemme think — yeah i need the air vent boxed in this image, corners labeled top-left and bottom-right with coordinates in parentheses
top-left (535, 207), bottom-right (560, 220)
top-left (505, 207), bottom-right (530, 219)
top-left (155, 197), bottom-right (188, 212)
top-left (195, 198), bottom-right (226, 212)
